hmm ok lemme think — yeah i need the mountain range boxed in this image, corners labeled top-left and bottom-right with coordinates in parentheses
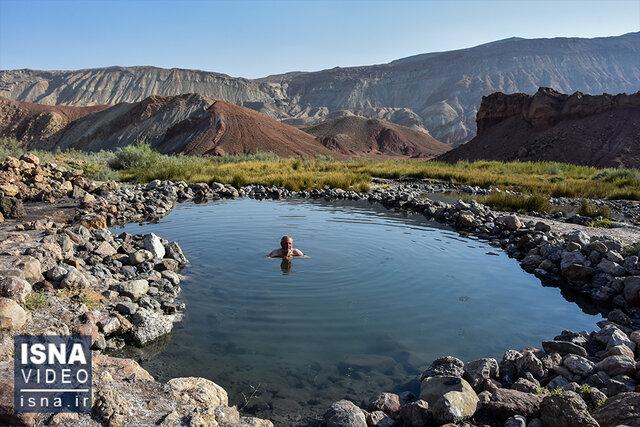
top-left (0, 95), bottom-right (450, 158)
top-left (2, 32), bottom-right (639, 146)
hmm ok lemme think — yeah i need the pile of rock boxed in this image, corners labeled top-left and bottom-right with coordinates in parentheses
top-left (0, 153), bottom-right (106, 220)
top-left (0, 154), bottom-right (274, 425)
top-left (325, 326), bottom-right (640, 426)
top-left (0, 224), bottom-right (189, 351)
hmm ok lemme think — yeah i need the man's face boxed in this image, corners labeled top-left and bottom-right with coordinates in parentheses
top-left (281, 238), bottom-right (293, 251)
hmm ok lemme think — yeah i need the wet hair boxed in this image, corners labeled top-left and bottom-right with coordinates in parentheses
top-left (280, 235), bottom-right (293, 248)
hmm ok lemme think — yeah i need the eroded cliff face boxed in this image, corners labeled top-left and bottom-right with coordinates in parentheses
top-left (476, 88), bottom-right (640, 133)
top-left (439, 88), bottom-right (640, 168)
top-left (2, 33), bottom-right (639, 145)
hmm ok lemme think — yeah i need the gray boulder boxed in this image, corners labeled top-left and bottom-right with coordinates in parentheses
top-left (143, 233), bottom-right (166, 259)
top-left (483, 387), bottom-right (542, 420)
top-left (464, 358), bottom-right (499, 390)
top-left (0, 276), bottom-right (32, 303)
top-left (540, 392), bottom-right (598, 427)
top-left (131, 309), bottom-right (175, 346)
top-left (397, 400), bottom-right (431, 427)
top-left (562, 355), bottom-right (595, 376)
top-left (420, 376), bottom-right (478, 424)
top-left (115, 280), bottom-right (149, 300)
top-left (596, 355), bottom-right (636, 376)
top-left (0, 297), bottom-right (27, 329)
top-left (566, 230), bottom-right (590, 246)
top-left (368, 392), bottom-right (400, 414)
top-left (593, 392), bottom-right (640, 427)
top-left (421, 356), bottom-right (465, 380)
top-left (542, 340), bottom-right (587, 357)
top-left (324, 400), bottom-right (367, 427)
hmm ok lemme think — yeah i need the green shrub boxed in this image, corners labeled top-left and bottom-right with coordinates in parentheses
top-left (588, 219), bottom-right (615, 228)
top-left (622, 241), bottom-right (640, 257)
top-left (108, 141), bottom-right (162, 170)
top-left (577, 201), bottom-right (612, 219)
top-left (593, 168), bottom-right (640, 185)
top-left (24, 291), bottom-right (50, 311)
top-left (477, 192), bottom-right (550, 212)
top-left (0, 137), bottom-right (26, 160)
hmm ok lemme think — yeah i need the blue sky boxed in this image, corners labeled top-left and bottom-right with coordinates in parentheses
top-left (1, 0), bottom-right (638, 78)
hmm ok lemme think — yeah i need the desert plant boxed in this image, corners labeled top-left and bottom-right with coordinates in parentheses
top-left (577, 201), bottom-right (612, 219)
top-left (477, 192), bottom-right (550, 212)
top-left (24, 291), bottom-right (50, 311)
top-left (0, 137), bottom-right (26, 160)
top-left (108, 141), bottom-right (161, 170)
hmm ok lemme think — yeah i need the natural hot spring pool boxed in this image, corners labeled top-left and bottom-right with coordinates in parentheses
top-left (114, 198), bottom-right (601, 424)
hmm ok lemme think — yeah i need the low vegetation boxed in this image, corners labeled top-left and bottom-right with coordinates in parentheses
top-left (24, 291), bottom-right (50, 311)
top-left (3, 139), bottom-right (640, 199)
top-left (474, 192), bottom-right (550, 213)
top-left (577, 201), bottom-right (612, 219)
top-left (622, 242), bottom-right (640, 257)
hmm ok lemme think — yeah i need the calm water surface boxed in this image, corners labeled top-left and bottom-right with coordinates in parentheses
top-left (115, 198), bottom-right (601, 425)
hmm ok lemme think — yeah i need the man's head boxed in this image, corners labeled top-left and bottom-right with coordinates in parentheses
top-left (280, 235), bottom-right (293, 251)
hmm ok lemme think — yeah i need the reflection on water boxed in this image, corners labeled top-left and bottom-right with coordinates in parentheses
top-left (113, 198), bottom-right (602, 425)
top-left (280, 258), bottom-right (293, 274)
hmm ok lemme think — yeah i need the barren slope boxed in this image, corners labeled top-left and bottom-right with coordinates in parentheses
top-left (304, 115), bottom-right (450, 158)
top-left (0, 97), bottom-right (105, 143)
top-left (34, 94), bottom-right (338, 157)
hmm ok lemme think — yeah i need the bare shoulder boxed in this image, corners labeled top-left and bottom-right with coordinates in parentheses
top-left (268, 249), bottom-right (283, 258)
top-left (292, 248), bottom-right (304, 256)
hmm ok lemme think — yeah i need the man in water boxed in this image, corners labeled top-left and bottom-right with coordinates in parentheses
top-left (269, 235), bottom-right (304, 259)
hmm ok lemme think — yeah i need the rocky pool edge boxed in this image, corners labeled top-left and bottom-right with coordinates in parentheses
top-left (0, 153), bottom-right (638, 427)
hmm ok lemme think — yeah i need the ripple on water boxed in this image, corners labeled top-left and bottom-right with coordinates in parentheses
top-left (114, 198), bottom-right (602, 425)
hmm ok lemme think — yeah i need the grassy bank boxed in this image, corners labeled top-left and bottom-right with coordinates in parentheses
top-left (2, 138), bottom-right (640, 200)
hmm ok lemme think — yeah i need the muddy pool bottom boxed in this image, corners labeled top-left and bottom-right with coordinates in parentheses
top-left (112, 198), bottom-right (602, 425)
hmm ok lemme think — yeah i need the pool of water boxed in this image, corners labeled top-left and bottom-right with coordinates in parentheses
top-left (114, 198), bottom-right (601, 425)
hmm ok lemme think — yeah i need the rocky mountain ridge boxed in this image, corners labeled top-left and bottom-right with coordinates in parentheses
top-left (439, 88), bottom-right (640, 167)
top-left (2, 32), bottom-right (638, 145)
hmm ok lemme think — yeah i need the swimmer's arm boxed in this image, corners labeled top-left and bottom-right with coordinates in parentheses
top-left (268, 249), bottom-right (282, 258)
top-left (292, 248), bottom-right (304, 257)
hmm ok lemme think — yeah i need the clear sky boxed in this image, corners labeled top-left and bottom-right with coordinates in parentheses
top-left (1, 0), bottom-right (638, 78)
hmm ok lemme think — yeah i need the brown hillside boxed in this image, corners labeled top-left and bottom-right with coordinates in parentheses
top-left (304, 116), bottom-right (450, 158)
top-left (0, 97), bottom-right (105, 143)
top-left (439, 88), bottom-right (640, 168)
top-left (178, 100), bottom-right (337, 157)
top-left (45, 94), bottom-right (338, 157)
